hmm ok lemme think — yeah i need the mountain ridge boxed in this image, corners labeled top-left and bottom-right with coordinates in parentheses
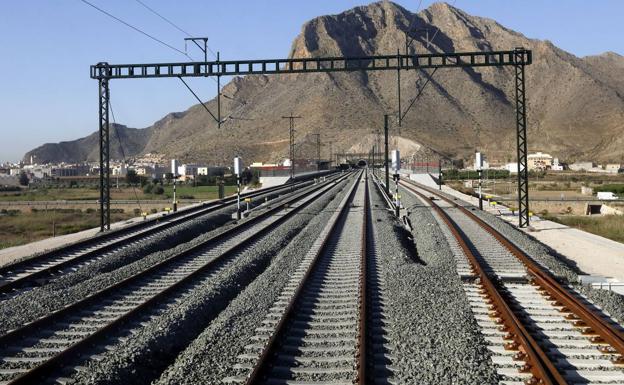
top-left (24, 1), bottom-right (624, 165)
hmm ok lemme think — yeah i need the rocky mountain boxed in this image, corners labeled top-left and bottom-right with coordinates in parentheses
top-left (24, 1), bottom-right (624, 165)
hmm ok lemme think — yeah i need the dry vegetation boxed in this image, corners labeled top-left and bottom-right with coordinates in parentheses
top-left (0, 185), bottom-right (239, 250)
top-left (0, 210), bottom-right (134, 249)
top-left (544, 215), bottom-right (624, 244)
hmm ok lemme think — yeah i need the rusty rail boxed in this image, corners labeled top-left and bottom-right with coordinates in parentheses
top-left (403, 180), bottom-right (624, 361)
top-left (400, 182), bottom-right (566, 384)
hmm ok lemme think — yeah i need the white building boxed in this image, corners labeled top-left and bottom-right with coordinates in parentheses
top-left (527, 152), bottom-right (553, 171)
top-left (551, 158), bottom-right (564, 171)
top-left (606, 164), bottom-right (622, 174)
top-left (505, 163), bottom-right (526, 173)
top-left (473, 152), bottom-right (487, 170)
top-left (569, 161), bottom-right (594, 171)
top-left (112, 164), bottom-right (127, 176)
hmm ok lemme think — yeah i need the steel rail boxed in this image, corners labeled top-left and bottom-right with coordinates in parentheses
top-left (244, 170), bottom-right (365, 385)
top-left (0, 175), bottom-right (335, 296)
top-left (1, 173), bottom-right (352, 385)
top-left (356, 171), bottom-right (369, 383)
top-left (401, 182), bottom-right (565, 384)
top-left (403, 179), bottom-right (624, 361)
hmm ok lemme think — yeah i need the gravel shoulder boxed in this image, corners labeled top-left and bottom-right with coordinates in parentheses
top-left (67, 176), bottom-right (353, 385)
top-left (376, 181), bottom-right (499, 384)
top-left (430, 183), bottom-right (624, 326)
top-left (153, 175), bottom-right (355, 385)
top-left (0, 182), bottom-right (320, 334)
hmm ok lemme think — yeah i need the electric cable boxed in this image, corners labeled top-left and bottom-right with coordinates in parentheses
top-left (109, 101), bottom-right (143, 216)
top-left (133, 0), bottom-right (219, 58)
top-left (79, 0), bottom-right (189, 59)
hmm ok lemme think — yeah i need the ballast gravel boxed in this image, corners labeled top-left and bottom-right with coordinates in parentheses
top-left (466, 196), bottom-right (624, 324)
top-left (377, 182), bottom-right (499, 384)
top-left (66, 177), bottom-right (352, 385)
top-left (154, 176), bottom-right (355, 385)
top-left (435, 186), bottom-right (624, 327)
top-left (0, 182), bottom-right (318, 334)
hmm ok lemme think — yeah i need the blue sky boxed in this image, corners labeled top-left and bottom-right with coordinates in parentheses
top-left (0, 0), bottom-right (622, 162)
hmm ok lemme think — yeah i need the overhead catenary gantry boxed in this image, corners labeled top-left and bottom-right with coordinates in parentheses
top-left (91, 48), bottom-right (532, 231)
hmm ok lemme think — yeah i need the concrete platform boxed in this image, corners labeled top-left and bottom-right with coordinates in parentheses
top-left (406, 173), bottom-right (624, 282)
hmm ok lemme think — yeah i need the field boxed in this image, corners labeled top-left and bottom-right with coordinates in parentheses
top-left (0, 185), bottom-right (238, 202)
top-left (446, 171), bottom-right (624, 243)
top-left (544, 215), bottom-right (624, 244)
top-left (0, 210), bottom-right (134, 249)
top-left (0, 184), bottom-right (239, 250)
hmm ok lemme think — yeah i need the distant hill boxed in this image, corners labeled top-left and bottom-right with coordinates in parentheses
top-left (24, 124), bottom-right (152, 164)
top-left (24, 1), bottom-right (624, 165)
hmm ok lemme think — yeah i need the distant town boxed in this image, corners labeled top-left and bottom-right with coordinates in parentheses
top-left (0, 153), bottom-right (329, 188)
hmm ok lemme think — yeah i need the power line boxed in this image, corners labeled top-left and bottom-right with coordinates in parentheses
top-left (133, 0), bottom-right (218, 58)
top-left (79, 0), bottom-right (188, 58)
top-left (134, 0), bottom-right (191, 37)
top-left (109, 101), bottom-right (143, 215)
top-left (400, 0), bottom-right (458, 121)
top-left (177, 76), bottom-right (220, 122)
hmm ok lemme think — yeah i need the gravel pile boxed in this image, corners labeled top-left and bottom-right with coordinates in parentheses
top-left (0, 182), bottom-right (322, 334)
top-left (66, 177), bottom-right (352, 385)
top-left (375, 183), bottom-right (499, 384)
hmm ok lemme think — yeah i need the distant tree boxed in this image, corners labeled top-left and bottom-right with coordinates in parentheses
top-left (126, 170), bottom-right (140, 185)
top-left (143, 184), bottom-right (154, 194)
top-left (19, 172), bottom-right (29, 186)
top-left (153, 185), bottom-right (165, 195)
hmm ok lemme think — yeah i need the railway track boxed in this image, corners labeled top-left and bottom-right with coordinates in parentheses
top-left (226, 170), bottom-right (380, 384)
top-left (0, 175), bottom-right (335, 299)
top-left (0, 172), bottom-right (351, 385)
top-left (400, 180), bottom-right (624, 384)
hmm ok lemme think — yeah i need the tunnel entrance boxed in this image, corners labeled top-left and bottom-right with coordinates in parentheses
top-left (357, 159), bottom-right (368, 167)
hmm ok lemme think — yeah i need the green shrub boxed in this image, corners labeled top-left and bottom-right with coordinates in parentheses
top-left (150, 208), bottom-right (158, 214)
top-left (153, 185), bottom-right (165, 195)
top-left (133, 208), bottom-right (141, 215)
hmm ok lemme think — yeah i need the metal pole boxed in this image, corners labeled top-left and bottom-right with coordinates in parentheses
top-left (438, 158), bottom-right (442, 190)
top-left (384, 114), bottom-right (390, 195)
top-left (173, 177), bottom-right (177, 212)
top-left (217, 51), bottom-right (221, 129)
top-left (237, 176), bottom-right (241, 220)
top-left (478, 169), bottom-right (483, 210)
top-left (372, 145), bottom-right (375, 176)
top-left (395, 177), bottom-right (400, 217)
top-left (397, 50), bottom-right (402, 133)
top-left (514, 48), bottom-right (530, 227)
top-left (98, 74), bottom-right (111, 231)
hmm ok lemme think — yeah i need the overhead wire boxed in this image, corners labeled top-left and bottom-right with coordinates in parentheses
top-left (177, 77), bottom-right (220, 122)
top-left (133, 0), bottom-right (218, 58)
top-left (401, 0), bottom-right (458, 121)
top-left (79, 0), bottom-right (189, 58)
top-left (109, 101), bottom-right (143, 215)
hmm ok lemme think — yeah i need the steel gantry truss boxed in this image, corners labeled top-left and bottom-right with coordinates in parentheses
top-left (514, 50), bottom-right (530, 228)
top-left (91, 48), bottom-right (532, 230)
